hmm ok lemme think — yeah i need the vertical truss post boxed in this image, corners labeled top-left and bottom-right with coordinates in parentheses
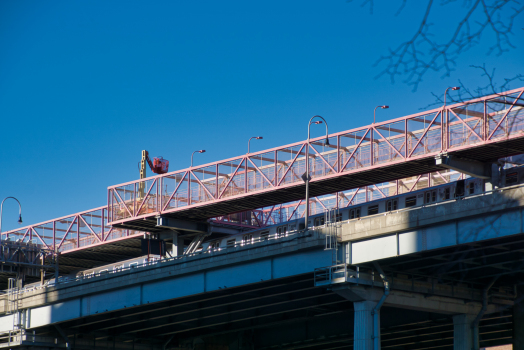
top-left (133, 183), bottom-right (137, 217)
top-left (188, 173), bottom-right (192, 206)
top-left (483, 100), bottom-right (487, 140)
top-left (52, 221), bottom-right (56, 251)
top-left (101, 208), bottom-right (105, 241)
top-left (274, 150), bottom-right (277, 186)
top-left (157, 177), bottom-right (160, 212)
top-left (445, 107), bottom-right (450, 150)
top-left (337, 135), bottom-right (340, 173)
top-left (215, 164), bottom-right (219, 200)
top-left (370, 128), bottom-right (374, 167)
top-left (76, 216), bottom-right (80, 249)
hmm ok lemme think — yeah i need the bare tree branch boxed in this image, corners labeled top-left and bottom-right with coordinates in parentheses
top-left (395, 0), bottom-right (408, 16)
top-left (347, 0), bottom-right (375, 14)
top-left (425, 64), bottom-right (524, 108)
top-left (366, 0), bottom-right (524, 90)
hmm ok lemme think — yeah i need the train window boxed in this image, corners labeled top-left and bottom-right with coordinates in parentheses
top-left (386, 199), bottom-right (398, 211)
top-left (98, 269), bottom-right (108, 275)
top-left (350, 208), bottom-right (361, 219)
top-left (336, 213), bottom-right (343, 222)
top-left (432, 190), bottom-right (437, 202)
top-left (368, 205), bottom-right (379, 215)
top-left (289, 225), bottom-right (296, 231)
top-left (129, 262), bottom-right (138, 269)
top-left (314, 217), bottom-right (325, 226)
top-left (242, 234), bottom-right (253, 246)
top-left (468, 182), bottom-right (475, 194)
top-left (226, 239), bottom-right (236, 248)
top-left (405, 196), bottom-right (417, 207)
top-left (506, 172), bottom-right (518, 186)
top-left (114, 264), bottom-right (124, 272)
top-left (444, 188), bottom-right (451, 200)
top-left (277, 226), bottom-right (287, 237)
top-left (209, 241), bottom-right (220, 251)
top-left (260, 231), bottom-right (270, 241)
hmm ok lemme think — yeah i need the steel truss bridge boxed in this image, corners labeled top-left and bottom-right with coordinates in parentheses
top-left (107, 88), bottom-right (524, 230)
top-left (2, 87), bottom-right (524, 273)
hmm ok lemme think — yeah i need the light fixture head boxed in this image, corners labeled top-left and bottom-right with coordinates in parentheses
top-left (382, 105), bottom-right (389, 109)
top-left (199, 150), bottom-right (206, 153)
top-left (324, 138), bottom-right (330, 146)
top-left (256, 136), bottom-right (263, 140)
top-left (452, 87), bottom-right (460, 91)
top-left (18, 215), bottom-right (22, 224)
top-left (314, 121), bottom-right (322, 125)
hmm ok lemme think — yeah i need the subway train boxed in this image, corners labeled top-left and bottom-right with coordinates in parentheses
top-left (14, 164), bottom-right (524, 292)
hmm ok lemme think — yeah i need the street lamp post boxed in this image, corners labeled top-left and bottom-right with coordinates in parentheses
top-left (443, 86), bottom-right (460, 110)
top-left (247, 136), bottom-right (263, 154)
top-left (191, 150), bottom-right (206, 167)
top-left (304, 116), bottom-right (329, 232)
top-left (374, 105), bottom-right (389, 124)
top-left (0, 197), bottom-right (23, 238)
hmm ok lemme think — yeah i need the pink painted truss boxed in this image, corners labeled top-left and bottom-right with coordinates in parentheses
top-left (1, 207), bottom-right (141, 254)
top-left (108, 88), bottom-right (524, 229)
top-left (0, 167), bottom-right (469, 254)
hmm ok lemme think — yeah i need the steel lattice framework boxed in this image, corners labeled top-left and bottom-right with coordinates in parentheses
top-left (1, 168), bottom-right (467, 252)
top-left (1, 207), bottom-right (140, 254)
top-left (108, 88), bottom-right (524, 231)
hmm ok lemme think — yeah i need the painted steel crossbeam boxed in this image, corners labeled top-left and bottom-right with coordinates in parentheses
top-left (108, 88), bottom-right (524, 229)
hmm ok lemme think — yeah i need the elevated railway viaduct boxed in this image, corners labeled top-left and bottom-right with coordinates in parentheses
top-left (0, 184), bottom-right (523, 349)
top-left (1, 88), bottom-right (524, 349)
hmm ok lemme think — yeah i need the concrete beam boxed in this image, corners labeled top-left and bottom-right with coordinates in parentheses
top-left (210, 225), bottom-right (243, 235)
top-left (339, 185), bottom-right (524, 261)
top-left (156, 217), bottom-right (208, 233)
top-left (333, 285), bottom-right (498, 315)
top-left (435, 153), bottom-right (491, 179)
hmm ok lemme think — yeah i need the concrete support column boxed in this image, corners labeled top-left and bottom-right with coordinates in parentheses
top-left (485, 163), bottom-right (500, 192)
top-left (514, 286), bottom-right (524, 350)
top-left (172, 232), bottom-right (184, 257)
top-left (354, 301), bottom-right (375, 350)
top-left (453, 314), bottom-right (476, 350)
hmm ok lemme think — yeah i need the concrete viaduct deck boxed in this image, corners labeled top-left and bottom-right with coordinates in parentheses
top-left (1, 184), bottom-right (524, 349)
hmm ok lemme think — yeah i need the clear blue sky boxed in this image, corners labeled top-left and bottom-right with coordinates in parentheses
top-left (1, 1), bottom-right (522, 231)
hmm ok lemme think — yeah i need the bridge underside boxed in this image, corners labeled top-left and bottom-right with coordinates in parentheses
top-left (16, 273), bottom-right (513, 350)
top-left (357, 231), bottom-right (524, 289)
top-left (115, 138), bottom-right (524, 232)
top-left (55, 238), bottom-right (144, 276)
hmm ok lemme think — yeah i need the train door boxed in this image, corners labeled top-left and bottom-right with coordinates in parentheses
top-left (386, 199), bottom-right (398, 211)
top-left (424, 189), bottom-right (437, 204)
top-left (455, 179), bottom-right (465, 197)
top-left (441, 187), bottom-right (451, 200)
top-left (277, 226), bottom-right (287, 238)
top-left (349, 207), bottom-right (361, 219)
